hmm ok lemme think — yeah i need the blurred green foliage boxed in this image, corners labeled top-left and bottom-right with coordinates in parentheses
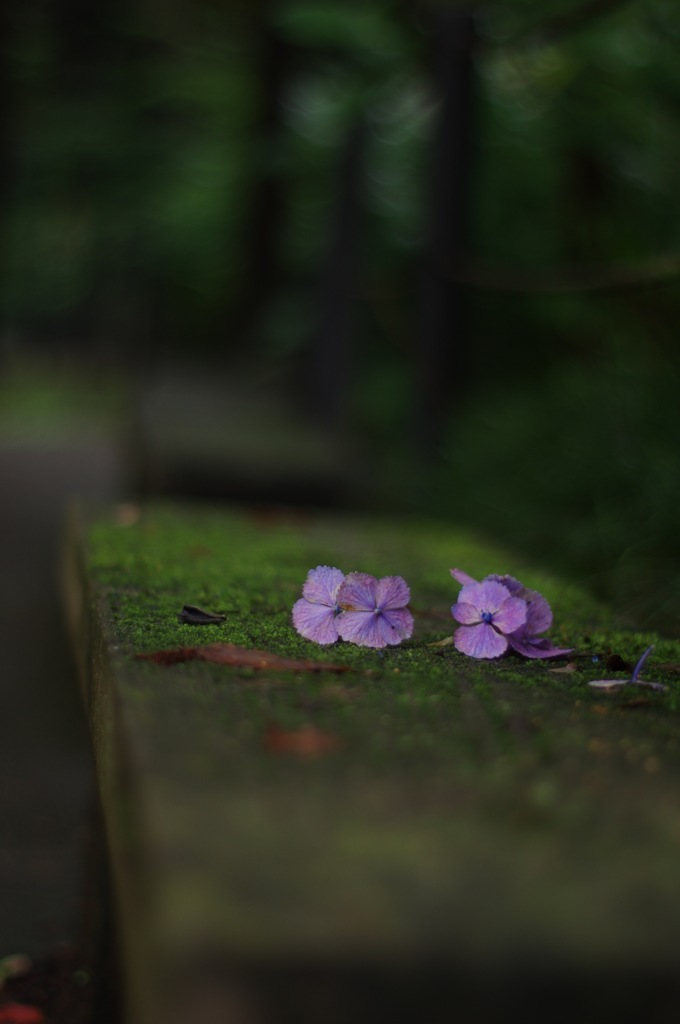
top-left (1, 0), bottom-right (679, 627)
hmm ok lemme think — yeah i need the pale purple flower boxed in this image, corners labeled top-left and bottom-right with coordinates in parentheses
top-left (451, 579), bottom-right (527, 659)
top-left (450, 568), bottom-right (572, 659)
top-left (292, 566), bottom-right (345, 645)
top-left (337, 572), bottom-right (413, 649)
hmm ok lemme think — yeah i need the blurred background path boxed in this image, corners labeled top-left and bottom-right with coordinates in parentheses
top-left (0, 434), bottom-right (123, 955)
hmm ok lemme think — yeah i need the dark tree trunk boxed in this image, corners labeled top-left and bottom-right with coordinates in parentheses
top-left (0, 4), bottom-right (15, 347)
top-left (309, 117), bottom-right (365, 432)
top-left (229, 1), bottom-right (289, 347)
top-left (418, 7), bottom-right (477, 453)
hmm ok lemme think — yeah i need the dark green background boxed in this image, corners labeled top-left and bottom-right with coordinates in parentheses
top-left (1, 0), bottom-right (679, 629)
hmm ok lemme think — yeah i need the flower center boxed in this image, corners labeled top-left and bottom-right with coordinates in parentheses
top-left (480, 610), bottom-right (494, 623)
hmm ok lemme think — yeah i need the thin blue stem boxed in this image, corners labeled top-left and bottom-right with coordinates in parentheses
top-left (631, 644), bottom-right (655, 682)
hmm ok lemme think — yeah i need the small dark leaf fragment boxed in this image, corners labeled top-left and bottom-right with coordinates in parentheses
top-left (177, 605), bottom-right (227, 625)
top-left (606, 653), bottom-right (631, 673)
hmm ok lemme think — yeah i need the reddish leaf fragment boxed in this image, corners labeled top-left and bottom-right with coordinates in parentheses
top-left (113, 502), bottom-right (141, 527)
top-left (198, 644), bottom-right (350, 672)
top-left (265, 723), bottom-right (344, 757)
top-left (136, 644), bottom-right (349, 673)
top-left (136, 647), bottom-right (203, 666)
top-left (0, 1004), bottom-right (46, 1024)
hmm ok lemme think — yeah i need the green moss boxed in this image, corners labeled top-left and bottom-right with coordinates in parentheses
top-left (78, 501), bottom-right (680, 969)
top-left (85, 501), bottom-right (680, 783)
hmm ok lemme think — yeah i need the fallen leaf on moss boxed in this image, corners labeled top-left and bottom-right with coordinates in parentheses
top-left (428, 636), bottom-right (455, 648)
top-left (588, 679), bottom-right (667, 693)
top-left (265, 723), bottom-right (343, 756)
top-left (0, 1004), bottom-right (46, 1024)
top-left (113, 502), bottom-right (141, 527)
top-left (136, 644), bottom-right (350, 673)
top-left (606, 653), bottom-right (631, 673)
top-left (177, 605), bottom-right (226, 625)
top-left (548, 662), bottom-right (577, 674)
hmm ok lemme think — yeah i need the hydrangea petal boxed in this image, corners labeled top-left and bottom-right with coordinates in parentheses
top-left (380, 607), bottom-right (414, 641)
top-left (292, 599), bottom-right (339, 645)
top-left (338, 606), bottom-right (413, 648)
top-left (459, 579), bottom-right (513, 617)
top-left (451, 601), bottom-right (480, 626)
top-left (454, 623), bottom-right (508, 659)
top-left (302, 566), bottom-right (344, 607)
top-left (450, 568), bottom-right (477, 586)
top-left (490, 594), bottom-right (527, 634)
top-left (524, 592), bottom-right (552, 635)
top-left (375, 575), bottom-right (410, 609)
top-left (507, 633), bottom-right (573, 659)
top-left (337, 572), bottom-right (379, 612)
top-left (487, 573), bottom-right (524, 596)
top-left (338, 611), bottom-right (389, 648)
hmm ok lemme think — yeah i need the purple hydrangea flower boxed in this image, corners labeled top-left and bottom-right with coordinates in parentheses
top-left (337, 572), bottom-right (413, 649)
top-left (292, 566), bottom-right (345, 645)
top-left (450, 568), bottom-right (573, 659)
top-left (451, 579), bottom-right (527, 659)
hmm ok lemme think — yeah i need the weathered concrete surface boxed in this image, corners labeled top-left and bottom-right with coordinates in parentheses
top-left (65, 503), bottom-right (680, 1023)
top-left (0, 442), bottom-right (123, 954)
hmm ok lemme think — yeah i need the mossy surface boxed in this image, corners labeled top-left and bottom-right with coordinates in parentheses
top-left (79, 501), bottom-right (680, 971)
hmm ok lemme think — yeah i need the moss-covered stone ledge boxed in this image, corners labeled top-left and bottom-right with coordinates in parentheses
top-left (63, 502), bottom-right (680, 1024)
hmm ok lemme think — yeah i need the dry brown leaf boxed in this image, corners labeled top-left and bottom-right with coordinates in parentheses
top-left (113, 502), bottom-right (142, 526)
top-left (548, 662), bottom-right (577, 674)
top-left (619, 697), bottom-right (653, 709)
top-left (136, 644), bottom-right (350, 673)
top-left (264, 723), bottom-right (343, 757)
